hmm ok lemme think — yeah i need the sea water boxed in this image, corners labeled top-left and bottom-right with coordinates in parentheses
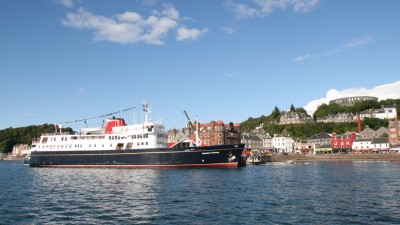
top-left (1, 160), bottom-right (400, 224)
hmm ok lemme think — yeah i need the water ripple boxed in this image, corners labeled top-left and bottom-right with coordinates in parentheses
top-left (1, 161), bottom-right (400, 224)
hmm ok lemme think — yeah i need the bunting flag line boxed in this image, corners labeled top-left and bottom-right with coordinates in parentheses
top-left (58, 106), bottom-right (135, 124)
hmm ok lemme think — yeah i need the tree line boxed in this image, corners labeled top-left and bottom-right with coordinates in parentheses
top-left (0, 124), bottom-right (73, 153)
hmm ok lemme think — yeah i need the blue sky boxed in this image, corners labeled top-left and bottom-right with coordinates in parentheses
top-left (1, 0), bottom-right (400, 131)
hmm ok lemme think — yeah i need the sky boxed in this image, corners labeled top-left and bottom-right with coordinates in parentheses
top-left (1, 0), bottom-right (400, 132)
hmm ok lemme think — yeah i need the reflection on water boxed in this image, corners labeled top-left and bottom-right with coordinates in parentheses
top-left (1, 161), bottom-right (400, 224)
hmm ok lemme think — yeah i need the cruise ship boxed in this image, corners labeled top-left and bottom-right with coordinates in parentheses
top-left (29, 102), bottom-right (246, 168)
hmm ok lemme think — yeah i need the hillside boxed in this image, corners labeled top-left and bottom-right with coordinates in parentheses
top-left (0, 124), bottom-right (73, 153)
top-left (241, 99), bottom-right (399, 139)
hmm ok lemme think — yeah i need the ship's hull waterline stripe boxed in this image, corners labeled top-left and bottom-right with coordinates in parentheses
top-left (31, 162), bottom-right (239, 168)
top-left (32, 148), bottom-right (240, 157)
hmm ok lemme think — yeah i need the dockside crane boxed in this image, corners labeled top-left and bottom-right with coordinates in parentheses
top-left (183, 110), bottom-right (195, 131)
top-left (183, 110), bottom-right (201, 147)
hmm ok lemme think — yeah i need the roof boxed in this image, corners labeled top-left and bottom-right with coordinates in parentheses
top-left (353, 139), bottom-right (372, 142)
top-left (242, 135), bottom-right (262, 141)
top-left (371, 137), bottom-right (389, 144)
top-left (307, 132), bottom-right (331, 140)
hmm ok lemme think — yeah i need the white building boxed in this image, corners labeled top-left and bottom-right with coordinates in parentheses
top-left (352, 139), bottom-right (372, 153)
top-left (272, 134), bottom-right (294, 153)
top-left (371, 137), bottom-right (390, 153)
top-left (374, 106), bottom-right (397, 120)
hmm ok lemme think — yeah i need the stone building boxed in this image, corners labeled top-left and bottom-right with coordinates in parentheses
top-left (241, 133), bottom-right (263, 150)
top-left (329, 96), bottom-right (378, 107)
top-left (359, 126), bottom-right (388, 139)
top-left (279, 112), bottom-right (312, 125)
top-left (316, 113), bottom-right (355, 123)
top-left (388, 118), bottom-right (400, 146)
top-left (196, 120), bottom-right (241, 146)
top-left (167, 120), bottom-right (241, 147)
top-left (307, 132), bottom-right (332, 147)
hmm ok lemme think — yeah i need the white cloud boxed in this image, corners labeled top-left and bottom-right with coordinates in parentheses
top-left (55, 0), bottom-right (74, 8)
top-left (226, 2), bottom-right (260, 19)
top-left (226, 0), bottom-right (320, 19)
top-left (295, 35), bottom-right (376, 61)
top-left (343, 35), bottom-right (375, 49)
top-left (292, 53), bottom-right (311, 62)
top-left (62, 6), bottom-right (206, 45)
top-left (176, 27), bottom-right (208, 41)
top-left (304, 81), bottom-right (400, 116)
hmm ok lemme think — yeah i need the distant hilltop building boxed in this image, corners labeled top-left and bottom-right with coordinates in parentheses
top-left (329, 96), bottom-right (378, 107)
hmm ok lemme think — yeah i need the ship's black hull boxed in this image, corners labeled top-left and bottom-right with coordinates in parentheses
top-left (29, 144), bottom-right (246, 168)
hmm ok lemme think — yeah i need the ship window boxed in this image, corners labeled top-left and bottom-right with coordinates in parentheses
top-left (141, 142), bottom-right (144, 145)
top-left (145, 134), bottom-right (148, 138)
top-left (42, 137), bottom-right (48, 144)
top-left (146, 142), bottom-right (148, 145)
top-left (89, 144), bottom-right (91, 147)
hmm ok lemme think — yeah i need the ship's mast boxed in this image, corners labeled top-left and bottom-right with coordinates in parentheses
top-left (143, 101), bottom-right (151, 124)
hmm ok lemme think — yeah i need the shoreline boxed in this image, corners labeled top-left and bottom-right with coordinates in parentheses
top-left (270, 153), bottom-right (400, 162)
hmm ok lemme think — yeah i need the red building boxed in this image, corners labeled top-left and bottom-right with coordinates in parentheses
top-left (331, 132), bottom-right (357, 153)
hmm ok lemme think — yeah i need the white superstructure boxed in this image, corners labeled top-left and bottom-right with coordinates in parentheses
top-left (31, 102), bottom-right (168, 152)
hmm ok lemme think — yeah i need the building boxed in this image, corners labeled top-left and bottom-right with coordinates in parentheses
top-left (314, 144), bottom-right (332, 154)
top-left (359, 126), bottom-right (388, 139)
top-left (375, 127), bottom-right (388, 137)
top-left (241, 133), bottom-right (263, 150)
top-left (12, 144), bottom-right (31, 157)
top-left (359, 126), bottom-right (376, 139)
top-left (371, 137), bottom-right (390, 153)
top-left (316, 113), bottom-right (355, 123)
top-left (279, 112), bottom-right (312, 125)
top-left (331, 132), bottom-right (358, 153)
top-left (374, 105), bottom-right (397, 119)
top-left (329, 96), bottom-right (378, 107)
top-left (272, 134), bottom-right (294, 153)
top-left (250, 124), bottom-right (274, 149)
top-left (294, 140), bottom-right (313, 154)
top-left (352, 139), bottom-right (372, 153)
top-left (196, 120), bottom-right (241, 146)
top-left (307, 132), bottom-right (332, 147)
top-left (388, 118), bottom-right (400, 146)
top-left (167, 120), bottom-right (241, 147)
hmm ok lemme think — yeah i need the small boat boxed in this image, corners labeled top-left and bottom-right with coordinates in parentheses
top-left (247, 153), bottom-right (271, 165)
top-left (286, 160), bottom-right (295, 164)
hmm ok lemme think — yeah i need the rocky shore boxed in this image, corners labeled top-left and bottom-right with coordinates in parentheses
top-left (270, 153), bottom-right (400, 162)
